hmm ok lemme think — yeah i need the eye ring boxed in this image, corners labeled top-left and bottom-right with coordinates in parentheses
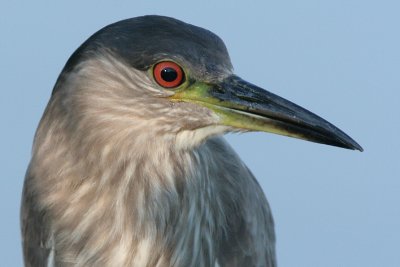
top-left (153, 61), bottom-right (184, 88)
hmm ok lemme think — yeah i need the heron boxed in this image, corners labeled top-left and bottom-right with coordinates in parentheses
top-left (21, 15), bottom-right (362, 267)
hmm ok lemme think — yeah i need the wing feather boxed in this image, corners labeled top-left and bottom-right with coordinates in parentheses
top-left (21, 174), bottom-right (52, 267)
top-left (210, 138), bottom-right (277, 267)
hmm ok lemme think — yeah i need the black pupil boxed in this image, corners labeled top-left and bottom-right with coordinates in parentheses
top-left (161, 67), bottom-right (178, 82)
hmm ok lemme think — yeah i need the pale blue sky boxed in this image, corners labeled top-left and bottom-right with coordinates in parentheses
top-left (1, 1), bottom-right (399, 266)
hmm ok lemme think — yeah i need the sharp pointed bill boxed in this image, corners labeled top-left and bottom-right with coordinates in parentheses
top-left (171, 75), bottom-right (363, 151)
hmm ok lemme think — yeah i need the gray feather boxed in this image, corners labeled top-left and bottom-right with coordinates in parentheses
top-left (22, 15), bottom-right (276, 267)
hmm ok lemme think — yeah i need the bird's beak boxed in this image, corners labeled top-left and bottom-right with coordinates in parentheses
top-left (170, 75), bottom-right (363, 151)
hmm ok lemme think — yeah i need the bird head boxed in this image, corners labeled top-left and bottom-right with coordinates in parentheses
top-left (48, 15), bottom-right (362, 152)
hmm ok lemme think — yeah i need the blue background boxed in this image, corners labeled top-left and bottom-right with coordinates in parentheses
top-left (1, 1), bottom-right (399, 266)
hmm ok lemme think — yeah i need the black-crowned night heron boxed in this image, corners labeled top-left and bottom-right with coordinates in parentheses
top-left (21, 15), bottom-right (362, 267)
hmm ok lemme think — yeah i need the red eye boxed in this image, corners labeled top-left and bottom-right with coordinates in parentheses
top-left (153, 61), bottom-right (184, 88)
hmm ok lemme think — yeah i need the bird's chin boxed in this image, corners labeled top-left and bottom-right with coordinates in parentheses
top-left (174, 125), bottom-right (232, 150)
